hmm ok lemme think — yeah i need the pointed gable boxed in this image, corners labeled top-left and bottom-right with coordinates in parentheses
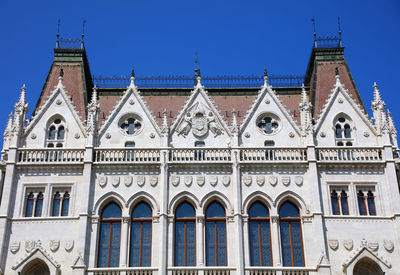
top-left (315, 76), bottom-right (377, 146)
top-left (240, 83), bottom-right (302, 147)
top-left (169, 81), bottom-right (232, 148)
top-left (24, 80), bottom-right (86, 148)
top-left (98, 83), bottom-right (161, 148)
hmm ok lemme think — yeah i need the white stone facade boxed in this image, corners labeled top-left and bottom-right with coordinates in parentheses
top-left (0, 49), bottom-right (399, 275)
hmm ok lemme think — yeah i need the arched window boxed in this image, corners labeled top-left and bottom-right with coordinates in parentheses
top-left (98, 202), bottom-right (122, 267)
top-left (47, 117), bottom-right (66, 148)
top-left (175, 202), bottom-right (196, 266)
top-left (52, 192), bottom-right (61, 216)
top-left (205, 202), bottom-right (227, 266)
top-left (340, 191), bottom-right (349, 215)
top-left (357, 191), bottom-right (367, 216)
top-left (25, 192), bottom-right (35, 217)
top-left (248, 202), bottom-right (272, 266)
top-left (25, 191), bottom-right (44, 217)
top-left (34, 192), bottom-right (44, 217)
top-left (334, 116), bottom-right (353, 146)
top-left (367, 190), bottom-right (376, 216)
top-left (330, 190), bottom-right (340, 215)
top-left (130, 202), bottom-right (152, 267)
top-left (330, 190), bottom-right (349, 215)
top-left (51, 190), bottom-right (70, 216)
top-left (279, 202), bottom-right (304, 267)
top-left (61, 192), bottom-right (70, 216)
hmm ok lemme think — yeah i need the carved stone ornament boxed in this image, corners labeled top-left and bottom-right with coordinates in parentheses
top-left (74, 133), bottom-right (80, 139)
top-left (25, 241), bottom-right (36, 253)
top-left (256, 176), bottom-right (265, 186)
top-left (294, 176), bottom-right (303, 186)
top-left (150, 133), bottom-right (155, 139)
top-left (222, 175), bottom-right (230, 187)
top-left (383, 240), bottom-right (394, 252)
top-left (364, 131), bottom-right (370, 137)
top-left (112, 176), bottom-right (120, 187)
top-left (98, 176), bottom-right (107, 188)
top-left (124, 175), bottom-right (133, 187)
top-left (150, 175), bottom-right (158, 187)
top-left (64, 240), bottom-right (74, 252)
top-left (10, 241), bottom-right (20, 254)
top-left (289, 132), bottom-right (295, 138)
top-left (320, 132), bottom-right (326, 138)
top-left (265, 99), bottom-right (270, 104)
top-left (56, 99), bottom-right (62, 105)
top-left (269, 176), bottom-right (278, 186)
top-left (185, 175), bottom-right (193, 187)
top-left (243, 175), bottom-right (252, 186)
top-left (171, 175), bottom-right (180, 187)
top-left (177, 102), bottom-right (223, 138)
top-left (343, 239), bottom-right (353, 251)
top-left (129, 99), bottom-right (135, 105)
top-left (209, 175), bottom-right (218, 186)
top-left (244, 132), bottom-right (250, 138)
top-left (49, 240), bottom-right (60, 252)
top-left (368, 241), bottom-right (379, 251)
top-left (328, 239), bottom-right (339, 250)
top-left (105, 133), bottom-right (111, 139)
top-left (30, 133), bottom-right (37, 140)
top-left (338, 98), bottom-right (344, 103)
top-left (137, 175), bottom-right (145, 187)
top-left (281, 176), bottom-right (291, 186)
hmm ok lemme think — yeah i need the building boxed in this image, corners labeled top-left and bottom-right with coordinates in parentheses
top-left (0, 33), bottom-right (399, 275)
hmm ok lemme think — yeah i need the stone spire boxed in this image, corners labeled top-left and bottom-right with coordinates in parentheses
top-left (57, 68), bottom-right (64, 88)
top-left (372, 82), bottom-right (385, 110)
top-left (387, 109), bottom-right (397, 136)
top-left (263, 67), bottom-right (268, 87)
top-left (2, 113), bottom-right (13, 151)
top-left (13, 85), bottom-right (28, 132)
top-left (334, 67), bottom-right (341, 87)
top-left (371, 82), bottom-right (386, 135)
top-left (299, 84), bottom-right (313, 135)
top-left (86, 86), bottom-right (99, 135)
top-left (130, 68), bottom-right (136, 88)
top-left (231, 109), bottom-right (239, 135)
top-left (195, 68), bottom-right (202, 88)
top-left (161, 109), bottom-right (169, 136)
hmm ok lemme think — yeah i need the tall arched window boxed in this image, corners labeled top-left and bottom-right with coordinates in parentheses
top-left (34, 192), bottom-right (44, 217)
top-left (334, 116), bottom-right (353, 146)
top-left (175, 202), bottom-right (196, 266)
top-left (25, 192), bottom-right (35, 217)
top-left (130, 202), bottom-right (152, 267)
top-left (98, 202), bottom-right (122, 267)
top-left (279, 202), bottom-right (304, 267)
top-left (47, 117), bottom-right (66, 148)
top-left (205, 202), bottom-right (227, 266)
top-left (248, 202), bottom-right (272, 266)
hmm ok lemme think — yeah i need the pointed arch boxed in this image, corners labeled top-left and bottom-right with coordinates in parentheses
top-left (343, 245), bottom-right (391, 274)
top-left (93, 191), bottom-right (126, 216)
top-left (200, 190), bottom-right (233, 215)
top-left (169, 191), bottom-right (200, 215)
top-left (274, 190), bottom-right (308, 215)
top-left (126, 191), bottom-right (160, 214)
top-left (242, 191), bottom-right (274, 215)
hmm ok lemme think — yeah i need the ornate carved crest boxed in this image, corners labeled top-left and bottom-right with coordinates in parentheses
top-left (281, 176), bottom-right (291, 186)
top-left (10, 241), bottom-right (20, 254)
top-left (25, 241), bottom-right (36, 253)
top-left (343, 239), bottom-right (353, 251)
top-left (194, 175), bottom-right (203, 186)
top-left (98, 176), bottom-right (107, 188)
top-left (137, 175), bottom-right (145, 187)
top-left (383, 240), bottom-right (394, 252)
top-left (177, 102), bottom-right (223, 137)
top-left (328, 239), bottom-right (339, 250)
top-left (150, 176), bottom-right (158, 187)
top-left (124, 175), bottom-right (133, 187)
top-left (269, 176), bottom-right (278, 186)
top-left (185, 176), bottom-right (193, 187)
top-left (222, 176), bottom-right (230, 186)
top-left (256, 176), bottom-right (265, 186)
top-left (64, 240), bottom-right (74, 252)
top-left (49, 240), bottom-right (60, 252)
top-left (243, 175), bottom-right (252, 186)
top-left (209, 175), bottom-right (218, 186)
top-left (112, 176), bottom-right (120, 187)
top-left (171, 175), bottom-right (180, 187)
top-left (294, 176), bottom-right (303, 186)
top-left (368, 241), bottom-right (379, 251)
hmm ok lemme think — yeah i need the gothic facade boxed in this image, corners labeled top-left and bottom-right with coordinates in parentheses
top-left (0, 37), bottom-right (399, 275)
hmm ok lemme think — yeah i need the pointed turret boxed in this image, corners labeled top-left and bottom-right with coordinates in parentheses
top-left (371, 82), bottom-right (386, 135)
top-left (86, 85), bottom-right (99, 136)
top-left (231, 109), bottom-right (239, 135)
top-left (387, 109), bottom-right (398, 147)
top-left (299, 84), bottom-right (313, 138)
top-left (334, 67), bottom-right (341, 87)
top-left (2, 113), bottom-right (14, 152)
top-left (13, 85), bottom-right (28, 132)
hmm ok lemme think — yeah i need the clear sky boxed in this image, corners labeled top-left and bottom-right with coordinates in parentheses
top-left (0, 0), bottom-right (399, 146)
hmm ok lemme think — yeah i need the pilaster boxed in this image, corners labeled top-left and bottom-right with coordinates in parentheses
top-left (159, 150), bottom-right (169, 275)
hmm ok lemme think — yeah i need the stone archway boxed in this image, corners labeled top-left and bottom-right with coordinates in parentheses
top-left (353, 257), bottom-right (384, 275)
top-left (21, 258), bottom-right (50, 275)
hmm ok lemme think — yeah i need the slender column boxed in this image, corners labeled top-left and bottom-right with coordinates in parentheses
top-left (270, 216), bottom-right (281, 267)
top-left (242, 216), bottom-right (250, 268)
top-left (159, 151), bottom-right (169, 275)
top-left (120, 217), bottom-right (130, 267)
top-left (197, 216), bottom-right (205, 275)
top-left (167, 216), bottom-right (174, 267)
top-left (88, 217), bottom-right (99, 268)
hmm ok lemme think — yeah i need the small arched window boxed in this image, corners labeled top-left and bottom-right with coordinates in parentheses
top-left (205, 202), bottom-right (227, 266)
top-left (248, 202), bottom-right (272, 266)
top-left (175, 202), bottom-right (196, 266)
top-left (98, 203), bottom-right (122, 267)
top-left (34, 192), bottom-right (44, 217)
top-left (279, 202), bottom-right (304, 267)
top-left (334, 116), bottom-right (353, 146)
top-left (130, 202), bottom-right (152, 267)
top-left (25, 192), bottom-right (35, 217)
top-left (47, 117), bottom-right (66, 148)
top-left (358, 190), bottom-right (376, 216)
top-left (330, 190), bottom-right (349, 215)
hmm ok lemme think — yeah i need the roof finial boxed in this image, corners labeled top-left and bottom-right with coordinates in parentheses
top-left (81, 20), bottom-right (86, 49)
top-left (387, 109), bottom-right (397, 136)
top-left (194, 51), bottom-right (201, 83)
top-left (373, 82), bottom-right (383, 103)
top-left (161, 109), bottom-right (169, 135)
top-left (301, 83), bottom-right (307, 103)
top-left (263, 67), bottom-right (268, 87)
top-left (19, 84), bottom-right (26, 105)
top-left (335, 67), bottom-right (341, 85)
top-left (91, 85), bottom-right (98, 105)
top-left (312, 18), bottom-right (317, 48)
top-left (130, 67), bottom-right (136, 87)
top-left (338, 16), bottom-right (342, 47)
top-left (231, 109), bottom-right (239, 134)
top-left (56, 19), bottom-right (61, 48)
top-left (58, 68), bottom-right (64, 85)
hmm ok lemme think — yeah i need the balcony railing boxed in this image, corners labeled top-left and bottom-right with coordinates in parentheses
top-left (17, 148), bottom-right (84, 164)
top-left (168, 267), bottom-right (235, 275)
top-left (94, 148), bottom-right (160, 163)
top-left (240, 148), bottom-right (307, 162)
top-left (246, 267), bottom-right (313, 275)
top-left (87, 267), bottom-right (158, 275)
top-left (169, 149), bottom-right (231, 163)
top-left (316, 147), bottom-right (383, 162)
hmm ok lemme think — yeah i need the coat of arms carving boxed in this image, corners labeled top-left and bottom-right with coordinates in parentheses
top-left (343, 239), bottom-right (353, 251)
top-left (112, 176), bottom-right (120, 187)
top-left (222, 176), bottom-right (230, 186)
top-left (256, 176), bottom-right (265, 186)
top-left (328, 239), bottom-right (338, 250)
top-left (281, 176), bottom-right (291, 186)
top-left (269, 176), bottom-right (278, 186)
top-left (185, 176), bottom-right (193, 187)
top-left (124, 175), bottom-right (133, 187)
top-left (383, 240), bottom-right (394, 252)
top-left (243, 175), bottom-right (252, 186)
top-left (98, 176), bottom-right (107, 188)
top-left (171, 175), bottom-right (180, 187)
top-left (209, 175), bottom-right (218, 186)
top-left (65, 240), bottom-right (74, 252)
top-left (10, 241), bottom-right (20, 254)
top-left (50, 240), bottom-right (60, 252)
top-left (196, 175), bottom-right (204, 186)
top-left (294, 176), bottom-right (303, 186)
top-left (137, 175), bottom-right (145, 187)
top-left (25, 240), bottom-right (36, 253)
top-left (150, 176), bottom-right (158, 187)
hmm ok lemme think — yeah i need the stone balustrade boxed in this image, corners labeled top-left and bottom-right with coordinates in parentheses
top-left (87, 267), bottom-right (158, 275)
top-left (316, 147), bottom-right (383, 162)
top-left (17, 148), bottom-right (84, 164)
top-left (168, 267), bottom-right (235, 275)
top-left (169, 148), bottom-right (231, 163)
top-left (240, 148), bottom-right (307, 162)
top-left (94, 148), bottom-right (160, 163)
top-left (246, 267), bottom-right (313, 275)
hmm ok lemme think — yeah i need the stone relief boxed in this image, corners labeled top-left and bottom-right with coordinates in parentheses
top-left (98, 176), bottom-right (107, 188)
top-left (124, 175), bottom-right (133, 187)
top-left (171, 175), bottom-right (180, 187)
top-left (185, 176), bottom-right (193, 187)
top-left (222, 175), bottom-right (230, 187)
top-left (294, 176), bottom-right (303, 186)
top-left (328, 239), bottom-right (339, 250)
top-left (49, 240), bottom-right (60, 252)
top-left (243, 175), bottom-right (252, 186)
top-left (368, 241), bottom-right (379, 251)
top-left (10, 241), bottom-right (20, 254)
top-left (281, 176), bottom-right (291, 186)
top-left (196, 175), bottom-right (205, 186)
top-left (383, 240), bottom-right (394, 252)
top-left (137, 175), bottom-right (145, 187)
top-left (269, 176), bottom-right (278, 186)
top-left (112, 176), bottom-right (120, 187)
top-left (209, 175), bottom-right (218, 186)
top-left (25, 241), bottom-right (36, 253)
top-left (64, 240), bottom-right (74, 252)
top-left (150, 175), bottom-right (158, 187)
top-left (256, 176), bottom-right (265, 186)
top-left (343, 239), bottom-right (353, 251)
top-left (177, 102), bottom-right (223, 137)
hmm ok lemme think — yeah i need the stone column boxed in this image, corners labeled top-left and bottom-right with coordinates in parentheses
top-left (120, 217), bottom-right (130, 268)
top-left (242, 216), bottom-right (250, 267)
top-left (159, 151), bottom-right (169, 275)
top-left (197, 216), bottom-right (205, 275)
top-left (270, 216), bottom-right (281, 267)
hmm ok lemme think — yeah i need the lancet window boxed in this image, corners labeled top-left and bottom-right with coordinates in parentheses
top-left (47, 117), bottom-right (65, 148)
top-left (330, 190), bottom-right (349, 215)
top-left (175, 202), bottom-right (196, 266)
top-left (205, 202), bottom-right (227, 266)
top-left (130, 202), bottom-right (152, 267)
top-left (334, 116), bottom-right (353, 146)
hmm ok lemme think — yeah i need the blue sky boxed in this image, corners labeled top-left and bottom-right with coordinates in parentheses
top-left (0, 0), bottom-right (399, 145)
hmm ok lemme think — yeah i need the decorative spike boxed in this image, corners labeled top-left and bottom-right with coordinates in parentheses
top-left (387, 109), bottom-right (397, 136)
top-left (263, 67), bottom-right (268, 87)
top-left (335, 67), bottom-right (341, 86)
top-left (19, 84), bottom-right (26, 105)
top-left (58, 68), bottom-right (64, 87)
top-left (373, 82), bottom-right (383, 104)
top-left (6, 113), bottom-right (13, 131)
top-left (231, 109), bottom-right (239, 134)
top-left (195, 69), bottom-right (202, 88)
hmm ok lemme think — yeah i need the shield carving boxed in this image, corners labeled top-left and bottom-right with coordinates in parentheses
top-left (112, 176), bottom-right (120, 187)
top-left (243, 175), bottom-right (252, 186)
top-left (185, 176), bottom-right (193, 187)
top-left (124, 175), bottom-right (133, 187)
top-left (150, 176), bottom-right (158, 187)
top-left (269, 176), bottom-right (278, 186)
top-left (209, 175), bottom-right (218, 186)
top-left (50, 240), bottom-right (60, 252)
top-left (222, 176), bottom-right (230, 186)
top-left (171, 175), bottom-right (180, 187)
top-left (328, 239), bottom-right (339, 250)
top-left (137, 175), bottom-right (145, 187)
top-left (10, 241), bottom-right (20, 254)
top-left (25, 241), bottom-right (36, 253)
top-left (192, 113), bottom-right (208, 137)
top-left (65, 240), bottom-right (74, 252)
top-left (343, 239), bottom-right (353, 251)
top-left (195, 175), bottom-right (204, 186)
top-left (383, 240), bottom-right (394, 252)
top-left (256, 176), bottom-right (265, 186)
top-left (98, 176), bottom-right (107, 188)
